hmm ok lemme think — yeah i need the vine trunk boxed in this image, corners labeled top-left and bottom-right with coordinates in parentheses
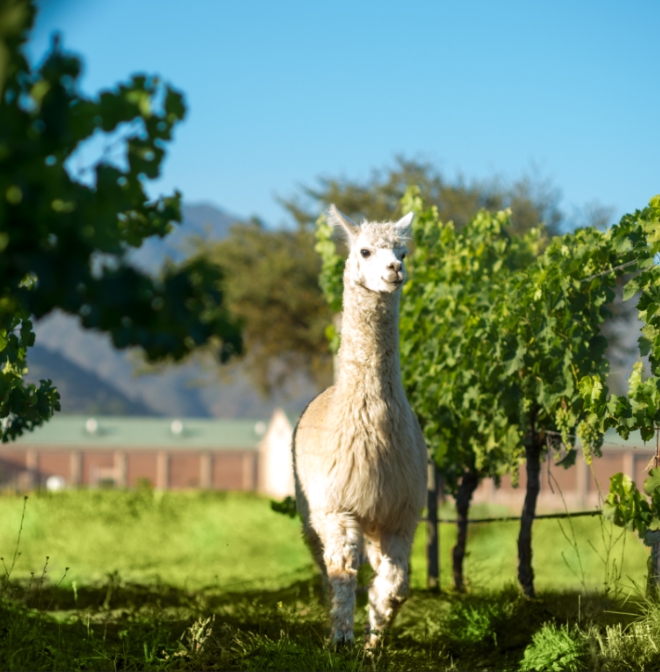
top-left (518, 438), bottom-right (542, 598)
top-left (452, 470), bottom-right (480, 591)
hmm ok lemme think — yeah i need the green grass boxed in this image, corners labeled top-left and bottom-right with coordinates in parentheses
top-left (411, 501), bottom-right (649, 593)
top-left (0, 490), bottom-right (658, 670)
top-left (0, 489), bottom-right (312, 590)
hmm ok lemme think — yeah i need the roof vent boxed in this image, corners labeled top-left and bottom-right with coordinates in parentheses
top-left (170, 419), bottom-right (184, 436)
top-left (254, 421), bottom-right (266, 436)
top-left (85, 417), bottom-right (99, 435)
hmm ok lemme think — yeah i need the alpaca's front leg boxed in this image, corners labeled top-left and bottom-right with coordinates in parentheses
top-left (365, 533), bottom-right (412, 648)
top-left (315, 512), bottom-right (361, 646)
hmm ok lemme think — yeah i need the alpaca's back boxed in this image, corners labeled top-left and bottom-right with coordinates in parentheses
top-left (292, 385), bottom-right (336, 525)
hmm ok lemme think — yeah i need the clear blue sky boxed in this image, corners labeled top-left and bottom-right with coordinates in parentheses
top-left (30, 0), bottom-right (659, 227)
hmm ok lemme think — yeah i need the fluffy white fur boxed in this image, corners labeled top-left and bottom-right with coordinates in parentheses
top-left (293, 205), bottom-right (427, 648)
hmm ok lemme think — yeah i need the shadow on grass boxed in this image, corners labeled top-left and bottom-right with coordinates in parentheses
top-left (0, 574), bottom-right (656, 671)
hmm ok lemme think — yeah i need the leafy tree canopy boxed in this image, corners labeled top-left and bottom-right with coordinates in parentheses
top-left (398, 190), bottom-right (542, 490)
top-left (580, 195), bottom-right (660, 442)
top-left (580, 196), bottom-right (660, 551)
top-left (0, 0), bottom-right (241, 441)
top-left (281, 156), bottom-right (568, 238)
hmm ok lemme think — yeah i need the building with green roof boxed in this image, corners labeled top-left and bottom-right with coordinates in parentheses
top-left (1, 415), bottom-right (270, 490)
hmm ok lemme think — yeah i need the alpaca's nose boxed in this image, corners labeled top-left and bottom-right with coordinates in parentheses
top-left (388, 260), bottom-right (402, 272)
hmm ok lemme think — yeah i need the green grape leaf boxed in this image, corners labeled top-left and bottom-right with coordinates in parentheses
top-left (644, 468), bottom-right (660, 497)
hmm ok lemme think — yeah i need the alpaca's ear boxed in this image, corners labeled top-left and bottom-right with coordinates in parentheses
top-left (327, 204), bottom-right (360, 240)
top-left (393, 212), bottom-right (414, 239)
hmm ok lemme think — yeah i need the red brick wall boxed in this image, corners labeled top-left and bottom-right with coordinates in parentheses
top-left (471, 449), bottom-right (656, 510)
top-left (169, 453), bottom-right (201, 489)
top-left (589, 451), bottom-right (623, 494)
top-left (37, 452), bottom-right (70, 484)
top-left (0, 451), bottom-right (27, 483)
top-left (541, 459), bottom-right (575, 492)
top-left (0, 446), bottom-right (261, 491)
top-left (213, 453), bottom-right (245, 490)
top-left (127, 453), bottom-right (158, 488)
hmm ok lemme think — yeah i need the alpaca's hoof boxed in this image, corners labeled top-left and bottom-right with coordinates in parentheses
top-left (365, 632), bottom-right (383, 651)
top-left (332, 632), bottom-right (354, 650)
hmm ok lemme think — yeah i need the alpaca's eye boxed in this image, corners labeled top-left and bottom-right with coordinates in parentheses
top-left (360, 249), bottom-right (371, 258)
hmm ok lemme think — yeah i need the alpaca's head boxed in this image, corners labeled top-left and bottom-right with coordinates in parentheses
top-left (328, 205), bottom-right (413, 294)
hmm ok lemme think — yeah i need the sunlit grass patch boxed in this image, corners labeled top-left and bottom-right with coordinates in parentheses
top-left (411, 501), bottom-right (649, 594)
top-left (0, 489), bottom-right (314, 590)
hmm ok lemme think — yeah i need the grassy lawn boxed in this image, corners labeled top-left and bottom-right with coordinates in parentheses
top-left (0, 490), bottom-right (313, 590)
top-left (0, 490), bottom-right (658, 670)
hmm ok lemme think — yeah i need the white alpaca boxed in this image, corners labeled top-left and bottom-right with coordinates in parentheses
top-left (293, 205), bottom-right (427, 647)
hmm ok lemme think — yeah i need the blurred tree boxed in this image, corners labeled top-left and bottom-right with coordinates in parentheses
top-left (0, 0), bottom-right (241, 441)
top-left (280, 156), bottom-right (565, 237)
top-left (193, 219), bottom-right (333, 395)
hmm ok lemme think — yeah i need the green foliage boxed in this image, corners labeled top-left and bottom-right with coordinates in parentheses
top-left (577, 196), bottom-right (660, 443)
top-left (603, 469), bottom-right (660, 542)
top-left (519, 623), bottom-right (588, 672)
top-left (0, 307), bottom-right (60, 441)
top-left (402, 185), bottom-right (634, 491)
top-left (445, 601), bottom-right (501, 645)
top-left (270, 495), bottom-right (298, 519)
top-left (314, 214), bottom-right (344, 316)
top-left (578, 196), bottom-right (660, 543)
top-left (0, 1), bottom-right (241, 440)
top-left (314, 213), bottom-right (345, 355)
top-left (399, 187), bottom-right (542, 488)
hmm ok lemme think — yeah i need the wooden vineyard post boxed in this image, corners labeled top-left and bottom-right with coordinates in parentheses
top-left (426, 460), bottom-right (440, 591)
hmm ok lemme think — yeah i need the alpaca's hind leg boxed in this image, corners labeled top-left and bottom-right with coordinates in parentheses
top-left (365, 532), bottom-right (412, 648)
top-left (314, 512), bottom-right (362, 646)
top-left (303, 521), bottom-right (330, 598)
top-left (303, 521), bottom-right (327, 577)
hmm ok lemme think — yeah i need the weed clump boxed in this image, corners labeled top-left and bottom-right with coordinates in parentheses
top-left (520, 623), bottom-right (587, 672)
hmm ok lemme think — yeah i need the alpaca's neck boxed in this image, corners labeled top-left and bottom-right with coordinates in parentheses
top-left (337, 279), bottom-right (402, 392)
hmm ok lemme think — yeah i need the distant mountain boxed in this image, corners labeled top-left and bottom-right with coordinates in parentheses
top-left (128, 202), bottom-right (238, 273)
top-left (31, 202), bottom-right (318, 420)
top-left (25, 344), bottom-right (159, 416)
top-left (33, 311), bottom-right (316, 418)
